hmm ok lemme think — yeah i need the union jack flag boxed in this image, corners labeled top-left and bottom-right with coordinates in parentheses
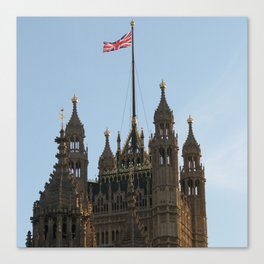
top-left (103, 31), bottom-right (132, 52)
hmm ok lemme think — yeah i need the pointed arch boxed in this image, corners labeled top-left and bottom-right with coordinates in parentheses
top-left (159, 123), bottom-right (165, 138)
top-left (159, 148), bottom-right (165, 165)
top-left (70, 135), bottom-right (80, 152)
top-left (44, 218), bottom-right (48, 240)
top-left (52, 217), bottom-right (57, 239)
top-left (62, 217), bottom-right (67, 239)
top-left (72, 217), bottom-right (76, 239)
top-left (76, 161), bottom-right (81, 177)
top-left (165, 123), bottom-right (170, 138)
top-left (167, 147), bottom-right (172, 165)
top-left (195, 180), bottom-right (200, 195)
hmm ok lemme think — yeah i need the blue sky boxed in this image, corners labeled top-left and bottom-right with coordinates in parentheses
top-left (17, 17), bottom-right (247, 247)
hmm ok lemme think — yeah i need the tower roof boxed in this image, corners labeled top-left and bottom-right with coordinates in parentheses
top-left (154, 80), bottom-right (174, 124)
top-left (98, 129), bottom-right (116, 173)
top-left (182, 115), bottom-right (201, 155)
top-left (65, 94), bottom-right (85, 136)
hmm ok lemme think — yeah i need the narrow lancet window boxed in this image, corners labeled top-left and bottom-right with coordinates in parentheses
top-left (159, 148), bottom-right (165, 165)
top-left (76, 161), bottom-right (81, 177)
top-left (70, 136), bottom-right (80, 152)
top-left (160, 123), bottom-right (164, 138)
top-left (167, 148), bottom-right (172, 165)
top-left (165, 123), bottom-right (169, 138)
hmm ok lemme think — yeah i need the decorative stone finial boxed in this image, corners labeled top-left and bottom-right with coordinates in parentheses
top-left (160, 79), bottom-right (166, 90)
top-left (130, 19), bottom-right (135, 27)
top-left (72, 94), bottom-right (78, 104)
top-left (104, 128), bottom-right (110, 137)
top-left (187, 115), bottom-right (193, 124)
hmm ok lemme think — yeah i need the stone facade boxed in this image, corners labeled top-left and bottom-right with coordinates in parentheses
top-left (26, 80), bottom-right (207, 247)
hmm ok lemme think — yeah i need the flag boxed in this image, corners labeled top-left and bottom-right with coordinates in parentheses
top-left (103, 31), bottom-right (132, 52)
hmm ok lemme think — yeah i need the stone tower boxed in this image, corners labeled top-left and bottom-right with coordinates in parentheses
top-left (28, 126), bottom-right (96, 247)
top-left (149, 80), bottom-right (180, 246)
top-left (27, 82), bottom-right (208, 247)
top-left (27, 97), bottom-right (96, 247)
top-left (180, 115), bottom-right (207, 247)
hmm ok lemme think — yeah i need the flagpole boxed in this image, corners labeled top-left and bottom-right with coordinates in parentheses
top-left (131, 19), bottom-right (136, 125)
top-left (130, 19), bottom-right (138, 153)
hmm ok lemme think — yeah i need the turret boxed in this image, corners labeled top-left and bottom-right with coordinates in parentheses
top-left (180, 115), bottom-right (207, 247)
top-left (150, 80), bottom-right (180, 247)
top-left (28, 104), bottom-right (96, 247)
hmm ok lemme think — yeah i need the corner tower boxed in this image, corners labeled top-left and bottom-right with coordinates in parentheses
top-left (180, 116), bottom-right (207, 247)
top-left (150, 80), bottom-right (180, 247)
top-left (28, 126), bottom-right (96, 247)
top-left (65, 95), bottom-right (88, 193)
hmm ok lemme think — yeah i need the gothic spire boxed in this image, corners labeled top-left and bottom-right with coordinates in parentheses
top-left (154, 80), bottom-right (174, 124)
top-left (98, 129), bottom-right (116, 173)
top-left (182, 115), bottom-right (201, 155)
top-left (65, 94), bottom-right (85, 136)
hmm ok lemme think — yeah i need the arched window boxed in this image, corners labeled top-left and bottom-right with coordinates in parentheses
top-left (70, 137), bottom-right (75, 151)
top-left (106, 231), bottom-right (108, 244)
top-left (167, 148), bottom-right (172, 165)
top-left (71, 224), bottom-right (76, 239)
top-left (165, 123), bottom-right (169, 138)
top-left (160, 123), bottom-right (164, 137)
top-left (70, 136), bottom-right (80, 152)
top-left (159, 148), bottom-right (165, 165)
top-left (69, 161), bottom-right (74, 174)
top-left (75, 138), bottom-right (79, 150)
top-left (188, 156), bottom-right (193, 170)
top-left (53, 218), bottom-right (57, 239)
top-left (116, 230), bottom-right (119, 242)
top-left (76, 161), bottom-right (81, 177)
top-left (72, 218), bottom-right (76, 239)
top-left (96, 232), bottom-right (99, 244)
top-left (101, 232), bottom-right (104, 244)
top-left (188, 180), bottom-right (193, 195)
top-left (195, 181), bottom-right (199, 195)
top-left (112, 230), bottom-right (115, 242)
top-left (44, 219), bottom-right (48, 240)
top-left (62, 217), bottom-right (67, 239)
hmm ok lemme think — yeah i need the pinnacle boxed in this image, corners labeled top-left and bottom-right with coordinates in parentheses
top-left (65, 95), bottom-right (85, 136)
top-left (154, 80), bottom-right (174, 123)
top-left (183, 116), bottom-right (200, 154)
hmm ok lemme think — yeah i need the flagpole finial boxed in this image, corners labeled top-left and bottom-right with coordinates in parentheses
top-left (130, 19), bottom-right (135, 28)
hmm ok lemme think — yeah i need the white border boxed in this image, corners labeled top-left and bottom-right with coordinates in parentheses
top-left (1, 0), bottom-right (263, 263)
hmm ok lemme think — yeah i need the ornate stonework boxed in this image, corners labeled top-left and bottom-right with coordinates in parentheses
top-left (27, 82), bottom-right (207, 247)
